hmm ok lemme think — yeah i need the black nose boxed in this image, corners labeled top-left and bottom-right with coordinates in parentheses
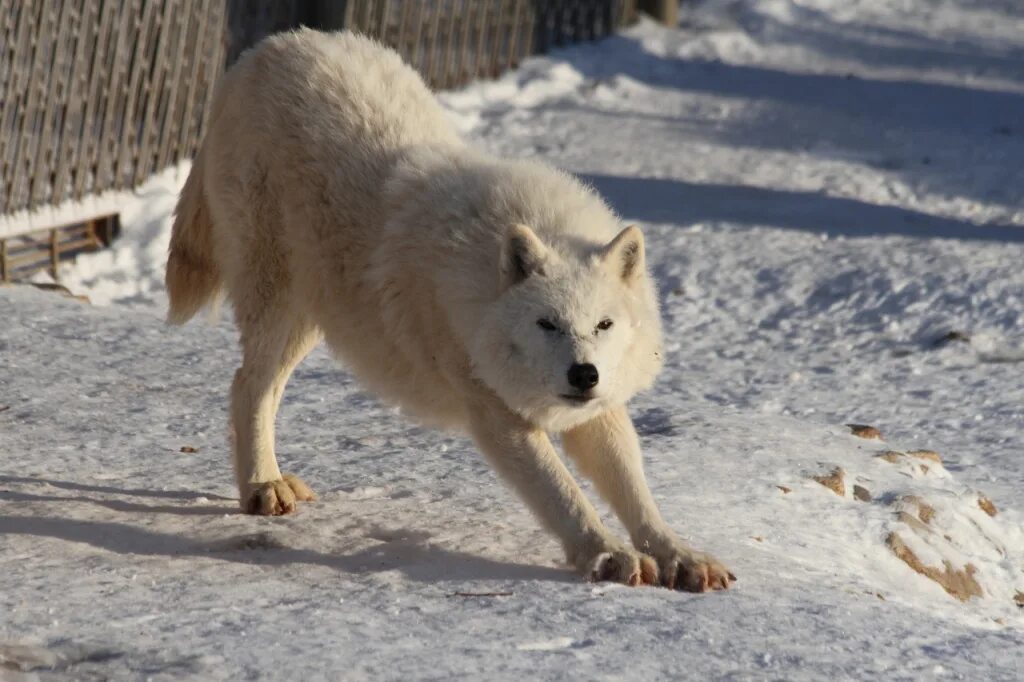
top-left (567, 363), bottom-right (599, 391)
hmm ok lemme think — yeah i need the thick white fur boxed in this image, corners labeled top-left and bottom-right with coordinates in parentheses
top-left (166, 29), bottom-right (733, 591)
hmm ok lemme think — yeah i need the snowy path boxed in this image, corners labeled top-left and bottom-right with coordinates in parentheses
top-left (3, 1), bottom-right (1023, 679)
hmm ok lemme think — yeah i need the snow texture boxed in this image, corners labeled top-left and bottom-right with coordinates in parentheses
top-left (3, 1), bottom-right (1024, 679)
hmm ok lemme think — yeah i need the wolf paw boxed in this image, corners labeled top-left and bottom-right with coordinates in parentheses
top-left (657, 548), bottom-right (736, 592)
top-left (243, 474), bottom-right (317, 515)
top-left (582, 548), bottom-right (659, 586)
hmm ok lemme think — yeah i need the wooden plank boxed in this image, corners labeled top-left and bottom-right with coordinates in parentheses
top-left (155, 0), bottom-right (191, 170)
top-left (29, 2), bottom-right (75, 206)
top-left (487, 0), bottom-right (508, 79)
top-left (421, 1), bottom-right (443, 86)
top-left (5, 2), bottom-right (44, 213)
top-left (505, 0), bottom-right (524, 71)
top-left (194, 0), bottom-right (228, 157)
top-left (133, 0), bottom-right (175, 184)
top-left (176, 0), bottom-right (209, 164)
top-left (407, 1), bottom-right (425, 71)
top-left (49, 228), bottom-right (58, 278)
top-left (373, 0), bottom-right (391, 40)
top-left (395, 0), bottom-right (411, 61)
top-left (356, 0), bottom-right (374, 34)
top-left (115, 0), bottom-right (158, 188)
top-left (0, 0), bottom-right (24, 187)
top-left (472, 1), bottom-right (489, 79)
top-left (51, 0), bottom-right (95, 205)
top-left (520, 0), bottom-right (535, 60)
top-left (7, 252), bottom-right (55, 270)
top-left (456, 0), bottom-right (475, 87)
top-left (94, 1), bottom-right (142, 192)
top-left (71, 0), bottom-right (118, 199)
top-left (440, 0), bottom-right (462, 89)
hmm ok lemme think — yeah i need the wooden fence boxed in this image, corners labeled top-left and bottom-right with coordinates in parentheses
top-left (1, 0), bottom-right (639, 237)
top-left (339, 1), bottom-right (638, 89)
top-left (1, 0), bottom-right (229, 218)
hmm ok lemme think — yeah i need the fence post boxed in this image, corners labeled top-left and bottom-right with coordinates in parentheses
top-left (50, 228), bottom-right (60, 280)
top-left (637, 0), bottom-right (678, 26)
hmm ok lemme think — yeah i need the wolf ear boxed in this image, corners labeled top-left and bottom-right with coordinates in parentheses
top-left (601, 225), bottom-right (645, 283)
top-left (500, 224), bottom-right (548, 289)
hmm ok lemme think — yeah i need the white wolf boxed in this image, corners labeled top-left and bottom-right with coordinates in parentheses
top-left (166, 29), bottom-right (733, 591)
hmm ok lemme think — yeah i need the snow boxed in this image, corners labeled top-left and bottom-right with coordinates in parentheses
top-left (3, 1), bottom-right (1023, 678)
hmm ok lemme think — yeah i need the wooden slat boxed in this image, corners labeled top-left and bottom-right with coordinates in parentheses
top-left (421, 1), bottom-right (442, 85)
top-left (175, 0), bottom-right (209, 163)
top-left (24, 2), bottom-right (62, 204)
top-left (70, 0), bottom-right (115, 200)
top-left (395, 0), bottom-right (411, 59)
top-left (155, 0), bottom-right (191, 170)
top-left (439, 0), bottom-right (462, 89)
top-left (51, 0), bottom-right (93, 205)
top-left (472, 1), bottom-right (489, 79)
top-left (133, 0), bottom-right (175, 184)
top-left (456, 0), bottom-right (476, 86)
top-left (193, 0), bottom-right (228, 159)
top-left (505, 0), bottom-right (524, 72)
top-left (92, 3), bottom-right (139, 193)
top-left (373, 0), bottom-right (391, 39)
top-left (487, 0), bottom-right (507, 79)
top-left (0, 0), bottom-right (24, 186)
top-left (409, 1), bottom-right (427, 72)
top-left (5, 2), bottom-right (44, 213)
top-left (30, 2), bottom-right (76, 205)
top-left (114, 1), bottom-right (158, 187)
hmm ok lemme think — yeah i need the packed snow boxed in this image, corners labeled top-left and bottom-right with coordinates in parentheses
top-left (3, 0), bottom-right (1023, 679)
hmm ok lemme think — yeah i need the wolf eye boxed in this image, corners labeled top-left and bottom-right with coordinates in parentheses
top-left (537, 318), bottom-right (558, 332)
top-left (596, 319), bottom-right (614, 332)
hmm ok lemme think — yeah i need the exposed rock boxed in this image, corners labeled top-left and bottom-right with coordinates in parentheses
top-left (886, 532), bottom-right (983, 602)
top-left (812, 467), bottom-right (846, 497)
top-left (1014, 591), bottom-right (1024, 608)
top-left (907, 449), bottom-right (942, 465)
top-left (978, 496), bottom-right (998, 517)
top-left (876, 450), bottom-right (904, 463)
top-left (776, 485), bottom-right (792, 494)
top-left (179, 445), bottom-right (199, 454)
top-left (901, 495), bottom-right (936, 524)
top-left (852, 484), bottom-right (872, 502)
top-left (896, 511), bottom-right (931, 534)
top-left (848, 424), bottom-right (882, 440)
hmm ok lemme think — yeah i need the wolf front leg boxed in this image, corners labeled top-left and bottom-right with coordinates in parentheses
top-left (562, 405), bottom-right (735, 592)
top-left (468, 401), bottom-right (658, 586)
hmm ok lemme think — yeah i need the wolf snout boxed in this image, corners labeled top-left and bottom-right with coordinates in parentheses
top-left (567, 363), bottom-right (599, 390)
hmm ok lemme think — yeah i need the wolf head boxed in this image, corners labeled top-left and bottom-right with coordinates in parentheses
top-left (472, 224), bottom-right (664, 431)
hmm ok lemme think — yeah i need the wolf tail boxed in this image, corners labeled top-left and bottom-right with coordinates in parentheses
top-left (166, 152), bottom-right (221, 324)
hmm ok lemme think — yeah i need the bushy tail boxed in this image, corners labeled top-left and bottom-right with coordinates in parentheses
top-left (166, 154), bottom-right (221, 324)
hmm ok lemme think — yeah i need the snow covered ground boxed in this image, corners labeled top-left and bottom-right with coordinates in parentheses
top-left (3, 1), bottom-right (1023, 678)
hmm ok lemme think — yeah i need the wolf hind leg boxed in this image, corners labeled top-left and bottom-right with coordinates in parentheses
top-left (231, 300), bottom-right (320, 515)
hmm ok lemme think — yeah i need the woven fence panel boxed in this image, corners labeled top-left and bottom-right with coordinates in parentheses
top-left (2, 0), bottom-right (635, 220)
top-left (341, 0), bottom-right (637, 90)
top-left (1, 0), bottom-right (228, 216)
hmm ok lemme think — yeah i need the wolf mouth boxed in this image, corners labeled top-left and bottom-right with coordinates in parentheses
top-left (561, 393), bottom-right (595, 404)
